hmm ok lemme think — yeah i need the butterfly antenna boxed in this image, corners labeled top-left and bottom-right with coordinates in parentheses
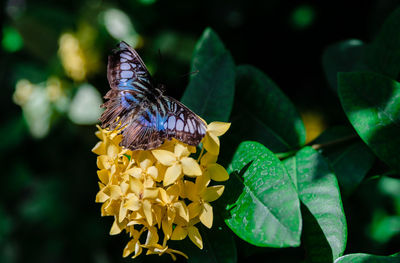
top-left (180, 69), bottom-right (199, 78)
top-left (154, 48), bottom-right (165, 81)
top-left (158, 48), bottom-right (163, 63)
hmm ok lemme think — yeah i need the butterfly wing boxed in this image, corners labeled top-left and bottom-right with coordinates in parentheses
top-left (119, 96), bottom-right (206, 151)
top-left (100, 41), bottom-right (207, 151)
top-left (107, 41), bottom-right (154, 92)
top-left (120, 104), bottom-right (165, 150)
top-left (163, 97), bottom-right (207, 146)
top-left (100, 41), bottom-right (156, 130)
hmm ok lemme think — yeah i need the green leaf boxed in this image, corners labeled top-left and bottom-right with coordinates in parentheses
top-left (313, 126), bottom-right (375, 196)
top-left (284, 147), bottom-right (347, 261)
top-left (327, 142), bottom-right (375, 196)
top-left (181, 28), bottom-right (235, 122)
top-left (338, 71), bottom-right (400, 172)
top-left (363, 8), bottom-right (400, 79)
top-left (335, 252), bottom-right (400, 263)
top-left (228, 65), bottom-right (305, 153)
top-left (226, 141), bottom-right (301, 247)
top-left (322, 39), bottom-right (366, 91)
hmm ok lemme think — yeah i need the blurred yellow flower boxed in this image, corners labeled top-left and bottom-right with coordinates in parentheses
top-left (301, 110), bottom-right (327, 143)
top-left (59, 33), bottom-right (87, 81)
top-left (93, 120), bottom-right (230, 260)
top-left (13, 79), bottom-right (34, 106)
top-left (58, 23), bottom-right (101, 82)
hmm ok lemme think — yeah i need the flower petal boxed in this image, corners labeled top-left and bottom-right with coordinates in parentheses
top-left (174, 201), bottom-right (189, 222)
top-left (102, 199), bottom-right (119, 215)
top-left (188, 201), bottom-right (201, 219)
top-left (206, 163), bottom-right (229, 181)
top-left (166, 248), bottom-right (188, 260)
top-left (166, 184), bottom-right (180, 201)
top-left (110, 217), bottom-right (126, 235)
top-left (195, 172), bottom-right (211, 192)
top-left (203, 185), bottom-right (225, 202)
top-left (140, 158), bottom-right (153, 170)
top-left (145, 226), bottom-right (159, 246)
top-left (207, 121), bottom-right (231, 136)
top-left (203, 132), bottom-right (220, 155)
top-left (188, 225), bottom-right (203, 249)
top-left (200, 152), bottom-right (218, 166)
top-left (129, 177), bottom-right (143, 196)
top-left (153, 205), bottom-right (163, 228)
top-left (95, 127), bottom-right (103, 140)
top-left (119, 200), bottom-right (127, 222)
top-left (143, 188), bottom-right (159, 200)
top-left (183, 180), bottom-right (198, 201)
top-left (162, 217), bottom-right (173, 239)
top-left (92, 141), bottom-right (106, 155)
top-left (174, 143), bottom-right (190, 158)
top-left (125, 194), bottom-right (141, 211)
top-left (159, 188), bottom-right (170, 204)
top-left (171, 225), bottom-right (188, 240)
top-left (126, 167), bottom-right (143, 178)
top-left (152, 149), bottom-right (176, 166)
top-left (120, 182), bottom-right (129, 195)
top-left (98, 155), bottom-right (113, 170)
top-left (123, 238), bottom-right (139, 258)
top-left (109, 185), bottom-right (122, 200)
top-left (143, 199), bottom-right (154, 226)
top-left (199, 202), bottom-right (213, 228)
top-left (107, 143), bottom-right (119, 158)
top-left (95, 189), bottom-right (109, 203)
top-left (146, 166), bottom-right (159, 180)
top-left (181, 157), bottom-right (202, 176)
top-left (163, 163), bottom-right (182, 186)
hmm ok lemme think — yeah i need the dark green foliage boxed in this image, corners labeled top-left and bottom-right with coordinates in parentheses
top-left (335, 253), bottom-right (400, 263)
top-left (338, 71), bottom-right (400, 172)
top-left (322, 39), bottom-right (366, 91)
top-left (363, 8), bottom-right (400, 79)
top-left (284, 147), bottom-right (347, 261)
top-left (181, 28), bottom-right (235, 122)
top-left (230, 65), bottom-right (306, 152)
top-left (312, 127), bottom-right (375, 197)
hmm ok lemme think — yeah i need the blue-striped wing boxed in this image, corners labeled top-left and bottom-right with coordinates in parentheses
top-left (100, 41), bottom-right (155, 130)
top-left (100, 41), bottom-right (207, 151)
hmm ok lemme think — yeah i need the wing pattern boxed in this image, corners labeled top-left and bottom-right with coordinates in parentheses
top-left (100, 41), bottom-right (206, 151)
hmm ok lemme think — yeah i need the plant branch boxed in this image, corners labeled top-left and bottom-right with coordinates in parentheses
top-left (310, 134), bottom-right (358, 150)
top-left (276, 134), bottom-right (358, 160)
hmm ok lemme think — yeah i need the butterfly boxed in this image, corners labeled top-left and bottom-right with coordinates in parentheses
top-left (100, 41), bottom-right (207, 151)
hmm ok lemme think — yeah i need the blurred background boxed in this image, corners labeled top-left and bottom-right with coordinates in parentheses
top-left (1, 0), bottom-right (400, 262)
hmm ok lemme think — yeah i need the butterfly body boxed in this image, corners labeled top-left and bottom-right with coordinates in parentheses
top-left (100, 41), bottom-right (206, 151)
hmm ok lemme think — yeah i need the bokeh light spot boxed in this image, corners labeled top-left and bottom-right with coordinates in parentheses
top-left (68, 83), bottom-right (103, 125)
top-left (291, 5), bottom-right (315, 30)
top-left (100, 8), bottom-right (141, 48)
top-left (2, 26), bottom-right (23, 52)
top-left (301, 110), bottom-right (327, 143)
top-left (138, 0), bottom-right (157, 5)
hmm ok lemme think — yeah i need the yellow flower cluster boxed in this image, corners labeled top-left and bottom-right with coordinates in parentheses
top-left (92, 121), bottom-right (230, 260)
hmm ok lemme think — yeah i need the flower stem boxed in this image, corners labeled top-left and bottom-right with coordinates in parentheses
top-left (310, 134), bottom-right (358, 150)
top-left (197, 146), bottom-right (205, 162)
top-left (276, 134), bottom-right (358, 160)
